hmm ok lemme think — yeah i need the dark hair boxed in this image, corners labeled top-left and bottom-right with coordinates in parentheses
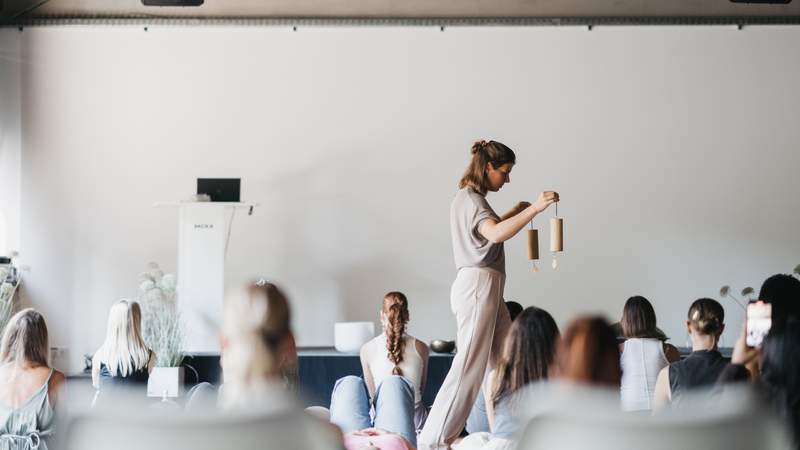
top-left (687, 298), bottom-right (725, 335)
top-left (505, 301), bottom-right (524, 322)
top-left (458, 140), bottom-right (516, 195)
top-left (556, 316), bottom-right (621, 387)
top-left (759, 318), bottom-right (800, 442)
top-left (621, 296), bottom-right (658, 338)
top-left (759, 274), bottom-right (800, 331)
top-left (491, 307), bottom-right (560, 407)
top-left (383, 292), bottom-right (410, 376)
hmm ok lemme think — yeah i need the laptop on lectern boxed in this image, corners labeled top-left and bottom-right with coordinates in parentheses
top-left (197, 178), bottom-right (240, 202)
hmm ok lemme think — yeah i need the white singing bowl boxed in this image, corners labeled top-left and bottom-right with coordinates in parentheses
top-left (334, 321), bottom-right (375, 353)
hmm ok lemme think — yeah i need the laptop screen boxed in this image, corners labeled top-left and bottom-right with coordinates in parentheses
top-left (196, 178), bottom-right (240, 202)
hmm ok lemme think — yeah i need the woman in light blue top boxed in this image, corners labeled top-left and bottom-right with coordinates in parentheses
top-left (454, 307), bottom-right (560, 450)
top-left (0, 309), bottom-right (65, 450)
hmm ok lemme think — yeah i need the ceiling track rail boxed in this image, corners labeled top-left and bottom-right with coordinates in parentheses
top-left (2, 15), bottom-right (800, 28)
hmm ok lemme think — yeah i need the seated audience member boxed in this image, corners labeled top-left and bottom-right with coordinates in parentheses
top-left (755, 318), bottom-right (800, 447)
top-left (0, 309), bottom-right (65, 450)
top-left (759, 274), bottom-right (800, 331)
top-left (719, 273), bottom-right (800, 382)
top-left (653, 298), bottom-right (727, 409)
top-left (455, 307), bottom-right (560, 450)
top-left (330, 292), bottom-right (428, 447)
top-left (618, 296), bottom-right (680, 411)
top-left (92, 300), bottom-right (154, 392)
top-left (502, 301), bottom-right (523, 322)
top-left (219, 281), bottom-right (297, 410)
top-left (219, 280), bottom-right (343, 446)
top-left (466, 300), bottom-right (524, 434)
top-left (555, 315), bottom-right (621, 387)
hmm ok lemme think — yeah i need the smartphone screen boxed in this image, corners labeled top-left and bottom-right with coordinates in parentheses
top-left (746, 301), bottom-right (772, 348)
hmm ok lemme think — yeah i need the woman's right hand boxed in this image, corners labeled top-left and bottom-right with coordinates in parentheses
top-left (731, 321), bottom-right (760, 366)
top-left (533, 191), bottom-right (559, 213)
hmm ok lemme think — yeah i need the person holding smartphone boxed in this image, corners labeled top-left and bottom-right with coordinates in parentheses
top-left (418, 140), bottom-right (559, 450)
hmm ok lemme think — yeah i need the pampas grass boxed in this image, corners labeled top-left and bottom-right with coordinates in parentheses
top-left (0, 266), bottom-right (18, 337)
top-left (138, 263), bottom-right (184, 368)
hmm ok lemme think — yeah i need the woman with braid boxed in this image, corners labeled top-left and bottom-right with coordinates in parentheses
top-left (329, 291), bottom-right (429, 447)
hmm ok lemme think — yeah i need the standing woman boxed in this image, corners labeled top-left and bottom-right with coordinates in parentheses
top-left (419, 140), bottom-right (558, 450)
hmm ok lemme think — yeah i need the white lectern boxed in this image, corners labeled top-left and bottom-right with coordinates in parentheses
top-left (155, 202), bottom-right (256, 352)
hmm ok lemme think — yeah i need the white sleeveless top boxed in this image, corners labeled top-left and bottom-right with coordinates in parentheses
top-left (362, 333), bottom-right (425, 404)
top-left (620, 338), bottom-right (669, 412)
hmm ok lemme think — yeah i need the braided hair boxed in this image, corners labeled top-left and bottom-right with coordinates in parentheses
top-left (382, 292), bottom-right (410, 376)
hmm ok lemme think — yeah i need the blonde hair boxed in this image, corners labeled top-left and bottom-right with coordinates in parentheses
top-left (458, 140), bottom-right (516, 195)
top-left (0, 308), bottom-right (49, 369)
top-left (220, 281), bottom-right (292, 409)
top-left (97, 300), bottom-right (150, 377)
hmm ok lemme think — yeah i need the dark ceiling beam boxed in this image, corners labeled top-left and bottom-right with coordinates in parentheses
top-left (2, 0), bottom-right (800, 25)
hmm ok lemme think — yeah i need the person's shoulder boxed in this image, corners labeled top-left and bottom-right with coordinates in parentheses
top-left (454, 187), bottom-right (482, 202)
top-left (360, 334), bottom-right (382, 355)
top-left (413, 338), bottom-right (429, 358)
top-left (48, 369), bottom-right (66, 395)
top-left (50, 370), bottom-right (66, 385)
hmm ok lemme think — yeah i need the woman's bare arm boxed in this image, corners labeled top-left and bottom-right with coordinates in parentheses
top-left (91, 352), bottom-right (101, 389)
top-left (479, 192), bottom-right (558, 244)
top-left (653, 366), bottom-right (671, 411)
top-left (360, 346), bottom-right (376, 399)
top-left (416, 339), bottom-right (429, 395)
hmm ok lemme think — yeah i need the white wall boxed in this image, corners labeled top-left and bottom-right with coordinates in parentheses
top-left (10, 25), bottom-right (800, 371)
top-left (0, 29), bottom-right (21, 257)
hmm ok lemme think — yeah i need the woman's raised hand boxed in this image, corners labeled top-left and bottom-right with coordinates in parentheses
top-left (533, 191), bottom-right (559, 213)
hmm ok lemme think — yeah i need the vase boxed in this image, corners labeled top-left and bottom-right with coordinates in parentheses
top-left (147, 366), bottom-right (185, 398)
top-left (334, 322), bottom-right (375, 353)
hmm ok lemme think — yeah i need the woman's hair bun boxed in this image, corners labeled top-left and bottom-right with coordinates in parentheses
top-left (471, 140), bottom-right (489, 155)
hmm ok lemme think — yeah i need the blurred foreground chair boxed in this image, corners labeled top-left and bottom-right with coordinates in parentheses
top-left (58, 404), bottom-right (342, 450)
top-left (517, 384), bottom-right (793, 450)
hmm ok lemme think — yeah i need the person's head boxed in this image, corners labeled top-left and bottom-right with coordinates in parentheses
top-left (759, 318), bottom-right (800, 438)
top-left (555, 316), bottom-right (621, 387)
top-left (686, 298), bottom-right (725, 342)
top-left (220, 280), bottom-right (293, 404)
top-left (0, 308), bottom-right (49, 369)
top-left (100, 299), bottom-right (150, 377)
top-left (492, 307), bottom-right (560, 407)
top-left (759, 274), bottom-right (800, 330)
top-left (458, 140), bottom-right (517, 195)
top-left (505, 301), bottom-right (524, 322)
top-left (621, 295), bottom-right (658, 339)
top-left (380, 291), bottom-right (410, 376)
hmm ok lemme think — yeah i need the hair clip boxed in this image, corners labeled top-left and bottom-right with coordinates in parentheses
top-left (255, 278), bottom-right (267, 287)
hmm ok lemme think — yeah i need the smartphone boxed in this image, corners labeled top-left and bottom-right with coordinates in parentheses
top-left (746, 300), bottom-right (772, 348)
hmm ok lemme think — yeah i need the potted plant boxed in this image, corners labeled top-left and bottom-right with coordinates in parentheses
top-left (138, 263), bottom-right (185, 399)
top-left (0, 252), bottom-right (21, 336)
